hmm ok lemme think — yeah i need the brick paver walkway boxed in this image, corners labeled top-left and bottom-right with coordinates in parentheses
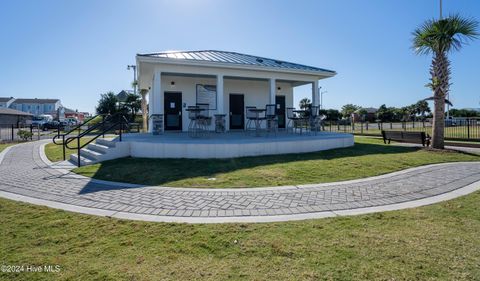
top-left (1, 140), bottom-right (479, 223)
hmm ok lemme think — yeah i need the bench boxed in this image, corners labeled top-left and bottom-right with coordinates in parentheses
top-left (381, 130), bottom-right (431, 147)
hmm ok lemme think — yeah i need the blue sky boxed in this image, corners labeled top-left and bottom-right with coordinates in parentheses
top-left (0, 0), bottom-right (479, 113)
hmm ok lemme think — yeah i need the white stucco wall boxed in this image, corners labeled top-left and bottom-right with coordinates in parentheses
top-left (156, 75), bottom-right (293, 132)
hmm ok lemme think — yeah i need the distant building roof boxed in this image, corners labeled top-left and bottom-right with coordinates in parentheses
top-left (0, 97), bottom-right (14, 102)
top-left (116, 90), bottom-right (130, 102)
top-left (0, 108), bottom-right (33, 116)
top-left (63, 107), bottom-right (77, 113)
top-left (356, 107), bottom-right (378, 114)
top-left (11, 98), bottom-right (60, 104)
top-left (137, 50), bottom-right (336, 75)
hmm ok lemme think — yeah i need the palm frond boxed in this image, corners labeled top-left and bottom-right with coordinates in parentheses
top-left (412, 14), bottom-right (478, 55)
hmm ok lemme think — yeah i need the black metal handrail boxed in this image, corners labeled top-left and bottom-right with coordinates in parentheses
top-left (52, 114), bottom-right (104, 145)
top-left (64, 114), bottom-right (119, 145)
top-left (65, 113), bottom-right (128, 167)
top-left (52, 114), bottom-right (108, 161)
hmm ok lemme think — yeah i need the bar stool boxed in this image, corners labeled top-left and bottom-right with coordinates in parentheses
top-left (245, 106), bottom-right (257, 134)
top-left (265, 104), bottom-right (278, 136)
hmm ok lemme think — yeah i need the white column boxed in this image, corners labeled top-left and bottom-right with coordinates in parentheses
top-left (153, 70), bottom-right (163, 114)
top-left (312, 80), bottom-right (319, 106)
top-left (140, 90), bottom-right (148, 132)
top-left (216, 74), bottom-right (224, 114)
top-left (148, 81), bottom-right (154, 132)
top-left (269, 78), bottom-right (276, 104)
top-left (148, 70), bottom-right (162, 133)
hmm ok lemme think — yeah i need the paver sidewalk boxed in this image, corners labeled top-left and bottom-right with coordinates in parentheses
top-left (0, 140), bottom-right (479, 223)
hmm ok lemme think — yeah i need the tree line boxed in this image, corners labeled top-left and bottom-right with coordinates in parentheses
top-left (299, 98), bottom-right (434, 122)
top-left (301, 98), bottom-right (480, 122)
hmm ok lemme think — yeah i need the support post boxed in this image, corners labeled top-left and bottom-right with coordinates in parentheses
top-left (62, 135), bottom-right (65, 161)
top-left (467, 118), bottom-right (470, 139)
top-left (77, 137), bottom-right (80, 167)
top-left (217, 75), bottom-right (224, 114)
top-left (269, 78), bottom-right (276, 104)
top-left (312, 80), bottom-right (319, 107)
top-left (149, 70), bottom-right (162, 133)
top-left (140, 89), bottom-right (148, 132)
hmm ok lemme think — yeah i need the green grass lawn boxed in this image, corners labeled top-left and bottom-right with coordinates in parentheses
top-left (44, 138), bottom-right (93, 162)
top-left (72, 137), bottom-right (480, 188)
top-left (1, 191), bottom-right (479, 280)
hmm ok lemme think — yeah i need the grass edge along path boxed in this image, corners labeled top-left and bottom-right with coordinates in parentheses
top-left (0, 143), bottom-right (15, 153)
top-left (71, 137), bottom-right (480, 188)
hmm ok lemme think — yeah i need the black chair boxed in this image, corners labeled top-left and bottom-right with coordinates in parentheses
top-left (309, 105), bottom-right (321, 134)
top-left (265, 104), bottom-right (278, 136)
top-left (187, 106), bottom-right (202, 137)
top-left (196, 103), bottom-right (211, 134)
top-left (245, 106), bottom-right (257, 133)
top-left (287, 107), bottom-right (300, 133)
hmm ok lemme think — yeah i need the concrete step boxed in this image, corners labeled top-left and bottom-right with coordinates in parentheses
top-left (80, 148), bottom-right (104, 160)
top-left (69, 153), bottom-right (97, 166)
top-left (87, 143), bottom-right (110, 154)
top-left (96, 138), bottom-right (117, 148)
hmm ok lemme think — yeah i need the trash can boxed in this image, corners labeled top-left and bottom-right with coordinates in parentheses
top-left (151, 114), bottom-right (164, 135)
top-left (214, 114), bottom-right (226, 133)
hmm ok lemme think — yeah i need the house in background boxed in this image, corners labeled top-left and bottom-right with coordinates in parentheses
top-left (352, 107), bottom-right (378, 122)
top-left (0, 97), bottom-right (15, 108)
top-left (0, 108), bottom-right (33, 126)
top-left (9, 98), bottom-right (62, 118)
top-left (64, 107), bottom-right (88, 123)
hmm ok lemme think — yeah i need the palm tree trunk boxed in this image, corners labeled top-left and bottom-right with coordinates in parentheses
top-left (430, 52), bottom-right (450, 149)
top-left (431, 95), bottom-right (445, 148)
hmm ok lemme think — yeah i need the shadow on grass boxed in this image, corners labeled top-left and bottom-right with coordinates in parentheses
top-left (77, 142), bottom-right (420, 194)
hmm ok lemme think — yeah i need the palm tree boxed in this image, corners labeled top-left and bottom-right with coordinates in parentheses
top-left (412, 14), bottom-right (478, 148)
top-left (299, 98), bottom-right (311, 110)
top-left (415, 100), bottom-right (431, 120)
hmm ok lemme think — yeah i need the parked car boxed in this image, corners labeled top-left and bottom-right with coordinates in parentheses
top-left (65, 117), bottom-right (78, 126)
top-left (41, 121), bottom-right (65, 131)
top-left (32, 114), bottom-right (53, 128)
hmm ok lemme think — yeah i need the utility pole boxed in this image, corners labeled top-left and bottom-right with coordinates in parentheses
top-left (439, 0), bottom-right (443, 19)
top-left (320, 89), bottom-right (327, 110)
top-left (127, 65), bottom-right (137, 95)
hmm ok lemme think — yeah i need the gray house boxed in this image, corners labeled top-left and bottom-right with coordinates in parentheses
top-left (0, 97), bottom-right (15, 108)
top-left (9, 98), bottom-right (62, 117)
top-left (0, 108), bottom-right (33, 126)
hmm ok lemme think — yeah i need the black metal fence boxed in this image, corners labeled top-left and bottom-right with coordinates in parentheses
top-left (0, 124), bottom-right (53, 143)
top-left (322, 118), bottom-right (480, 141)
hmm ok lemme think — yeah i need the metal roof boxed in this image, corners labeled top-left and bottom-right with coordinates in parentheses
top-left (0, 97), bottom-right (14, 102)
top-left (137, 50), bottom-right (335, 75)
top-left (11, 98), bottom-right (60, 104)
top-left (0, 108), bottom-right (33, 116)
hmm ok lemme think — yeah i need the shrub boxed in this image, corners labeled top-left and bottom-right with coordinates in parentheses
top-left (17, 130), bottom-right (33, 141)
